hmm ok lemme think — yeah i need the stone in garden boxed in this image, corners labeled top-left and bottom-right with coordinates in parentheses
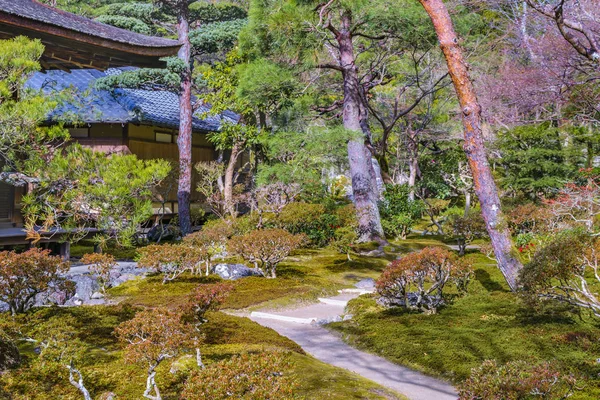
top-left (355, 278), bottom-right (376, 289)
top-left (91, 292), bottom-right (104, 299)
top-left (213, 263), bottom-right (263, 280)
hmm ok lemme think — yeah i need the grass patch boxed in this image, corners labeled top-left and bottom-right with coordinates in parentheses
top-left (329, 248), bottom-right (600, 399)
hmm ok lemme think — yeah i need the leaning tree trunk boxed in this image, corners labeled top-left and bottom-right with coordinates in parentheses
top-left (418, 0), bottom-right (522, 291)
top-left (176, 6), bottom-right (193, 236)
top-left (336, 11), bottom-right (385, 243)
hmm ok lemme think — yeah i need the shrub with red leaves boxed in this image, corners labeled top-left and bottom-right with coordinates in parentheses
top-left (80, 253), bottom-right (116, 292)
top-left (458, 359), bottom-right (579, 400)
top-left (228, 229), bottom-right (305, 278)
top-left (0, 248), bottom-right (71, 315)
top-left (183, 282), bottom-right (235, 324)
top-left (376, 247), bottom-right (473, 313)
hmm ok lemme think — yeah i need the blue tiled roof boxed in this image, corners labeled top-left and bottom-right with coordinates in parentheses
top-left (26, 68), bottom-right (237, 132)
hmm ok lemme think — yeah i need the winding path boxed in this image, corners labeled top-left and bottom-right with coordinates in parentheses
top-left (248, 290), bottom-right (458, 400)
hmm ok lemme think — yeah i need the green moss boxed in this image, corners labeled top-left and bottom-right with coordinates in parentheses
top-left (1, 305), bottom-right (400, 399)
top-left (329, 250), bottom-right (600, 399)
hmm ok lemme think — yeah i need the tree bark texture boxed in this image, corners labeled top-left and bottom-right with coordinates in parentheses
top-left (224, 142), bottom-right (242, 217)
top-left (418, 0), bottom-right (523, 291)
top-left (336, 11), bottom-right (385, 243)
top-left (176, 6), bottom-right (193, 236)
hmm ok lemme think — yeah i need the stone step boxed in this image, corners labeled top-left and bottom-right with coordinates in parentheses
top-left (338, 288), bottom-right (374, 295)
top-left (250, 312), bottom-right (316, 324)
top-left (318, 298), bottom-right (347, 306)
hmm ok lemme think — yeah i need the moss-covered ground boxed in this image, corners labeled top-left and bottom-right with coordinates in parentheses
top-left (328, 243), bottom-right (600, 400)
top-left (10, 233), bottom-right (600, 399)
top-left (2, 304), bottom-right (404, 399)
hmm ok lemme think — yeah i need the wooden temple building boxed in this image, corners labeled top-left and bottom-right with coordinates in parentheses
top-left (0, 0), bottom-right (235, 249)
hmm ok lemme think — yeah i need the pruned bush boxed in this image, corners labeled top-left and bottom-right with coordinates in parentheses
top-left (0, 248), bottom-right (72, 315)
top-left (181, 352), bottom-right (297, 400)
top-left (183, 282), bottom-right (235, 324)
top-left (276, 202), bottom-right (339, 247)
top-left (507, 203), bottom-right (552, 236)
top-left (137, 243), bottom-right (205, 283)
top-left (228, 229), bottom-right (305, 278)
top-left (80, 253), bottom-right (116, 293)
top-left (458, 360), bottom-right (579, 400)
top-left (379, 184), bottom-right (424, 240)
top-left (520, 230), bottom-right (600, 317)
top-left (331, 226), bottom-right (358, 261)
top-left (376, 247), bottom-right (473, 313)
top-left (183, 221), bottom-right (231, 275)
top-left (446, 212), bottom-right (488, 256)
top-left (115, 307), bottom-right (196, 399)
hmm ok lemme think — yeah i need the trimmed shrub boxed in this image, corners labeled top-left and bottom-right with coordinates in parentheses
top-left (228, 229), bottom-right (305, 278)
top-left (276, 202), bottom-right (340, 247)
top-left (80, 253), bottom-right (116, 293)
top-left (183, 282), bottom-right (234, 325)
top-left (0, 248), bottom-right (72, 315)
top-left (379, 184), bottom-right (423, 239)
top-left (115, 307), bottom-right (196, 400)
top-left (376, 247), bottom-right (473, 313)
top-left (458, 360), bottom-right (579, 400)
top-left (520, 230), bottom-right (600, 316)
top-left (182, 352), bottom-right (297, 400)
top-left (331, 226), bottom-right (358, 261)
top-left (137, 243), bottom-right (205, 283)
top-left (446, 212), bottom-right (488, 256)
top-left (183, 222), bottom-right (231, 275)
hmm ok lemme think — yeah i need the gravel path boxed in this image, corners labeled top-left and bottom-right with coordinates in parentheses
top-left (249, 291), bottom-right (458, 400)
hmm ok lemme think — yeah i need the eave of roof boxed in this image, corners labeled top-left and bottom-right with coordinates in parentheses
top-left (0, 0), bottom-right (181, 69)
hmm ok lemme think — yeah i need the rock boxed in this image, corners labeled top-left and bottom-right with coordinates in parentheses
top-left (91, 292), bottom-right (104, 300)
top-left (355, 278), bottom-right (375, 289)
top-left (147, 224), bottom-right (180, 242)
top-left (213, 263), bottom-right (263, 280)
top-left (0, 338), bottom-right (21, 372)
top-left (69, 274), bottom-right (100, 302)
top-left (363, 248), bottom-right (385, 257)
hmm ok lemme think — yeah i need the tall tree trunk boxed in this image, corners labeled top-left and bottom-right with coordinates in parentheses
top-left (224, 142), bottom-right (242, 217)
top-left (176, 6), bottom-right (192, 236)
top-left (418, 0), bottom-right (522, 291)
top-left (336, 11), bottom-right (385, 243)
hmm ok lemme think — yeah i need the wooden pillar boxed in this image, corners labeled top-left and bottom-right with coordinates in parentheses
top-left (59, 241), bottom-right (70, 261)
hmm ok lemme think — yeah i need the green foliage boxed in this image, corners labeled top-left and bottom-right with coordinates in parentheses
top-left (257, 126), bottom-right (358, 199)
top-left (494, 124), bottom-right (579, 198)
top-left (95, 62), bottom-right (181, 92)
top-left (275, 203), bottom-right (340, 247)
top-left (22, 145), bottom-right (170, 247)
top-left (189, 2), bottom-right (247, 23)
top-left (379, 184), bottom-right (423, 239)
top-left (236, 59), bottom-right (299, 112)
top-left (190, 19), bottom-right (247, 56)
top-left (94, 14), bottom-right (152, 34)
top-left (0, 37), bottom-right (68, 172)
top-left (458, 360), bottom-right (579, 400)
